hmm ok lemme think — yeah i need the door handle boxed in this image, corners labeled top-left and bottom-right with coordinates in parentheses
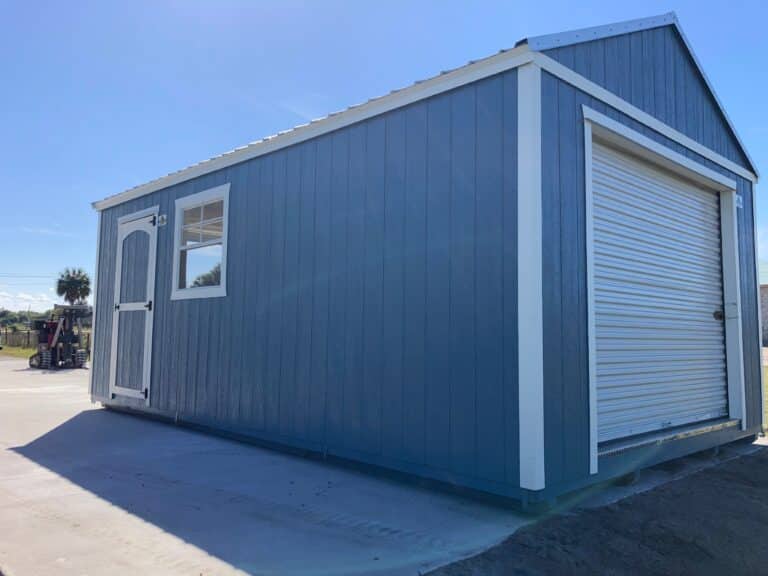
top-left (713, 310), bottom-right (724, 321)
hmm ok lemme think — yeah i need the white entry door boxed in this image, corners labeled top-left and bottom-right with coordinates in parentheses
top-left (591, 142), bottom-right (729, 443)
top-left (109, 209), bottom-right (158, 402)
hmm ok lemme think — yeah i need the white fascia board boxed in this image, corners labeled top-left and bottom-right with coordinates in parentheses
top-left (525, 12), bottom-right (758, 178)
top-left (93, 46), bottom-right (533, 212)
top-left (517, 62), bottom-right (545, 491)
top-left (534, 52), bottom-right (757, 183)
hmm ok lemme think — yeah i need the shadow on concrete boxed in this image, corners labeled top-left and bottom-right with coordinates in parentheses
top-left (12, 408), bottom-right (522, 575)
top-left (11, 367), bottom-right (88, 374)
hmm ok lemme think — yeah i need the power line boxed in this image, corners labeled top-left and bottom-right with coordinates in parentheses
top-left (0, 274), bottom-right (59, 278)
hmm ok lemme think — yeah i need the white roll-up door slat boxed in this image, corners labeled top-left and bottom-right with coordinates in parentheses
top-left (592, 142), bottom-right (728, 444)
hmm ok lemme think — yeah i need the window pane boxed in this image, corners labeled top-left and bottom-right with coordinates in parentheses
top-left (183, 206), bottom-right (202, 226)
top-left (203, 200), bottom-right (224, 221)
top-left (178, 244), bottom-right (222, 289)
top-left (200, 218), bottom-right (223, 242)
top-left (182, 225), bottom-right (201, 245)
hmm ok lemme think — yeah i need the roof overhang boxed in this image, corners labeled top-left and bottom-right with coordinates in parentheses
top-left (92, 44), bottom-right (534, 211)
top-left (93, 13), bottom-right (757, 212)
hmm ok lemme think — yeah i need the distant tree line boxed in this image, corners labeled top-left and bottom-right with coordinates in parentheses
top-left (0, 309), bottom-right (50, 329)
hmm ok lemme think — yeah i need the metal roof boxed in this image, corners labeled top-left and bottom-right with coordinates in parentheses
top-left (92, 44), bottom-right (532, 210)
top-left (94, 13), bottom-right (756, 211)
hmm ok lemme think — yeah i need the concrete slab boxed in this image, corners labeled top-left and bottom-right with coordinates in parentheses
top-left (0, 356), bottom-right (759, 575)
top-left (0, 357), bottom-right (528, 576)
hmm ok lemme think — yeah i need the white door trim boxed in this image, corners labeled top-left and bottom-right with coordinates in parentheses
top-left (583, 107), bottom-right (745, 474)
top-left (108, 206), bottom-right (159, 404)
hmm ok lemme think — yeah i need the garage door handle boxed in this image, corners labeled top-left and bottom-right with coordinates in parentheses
top-left (713, 310), bottom-right (724, 321)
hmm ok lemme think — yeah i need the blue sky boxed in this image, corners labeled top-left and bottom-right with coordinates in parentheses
top-left (1, 0), bottom-right (766, 311)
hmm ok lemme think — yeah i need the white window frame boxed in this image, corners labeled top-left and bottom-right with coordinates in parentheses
top-left (171, 183), bottom-right (230, 300)
top-left (583, 106), bottom-right (745, 474)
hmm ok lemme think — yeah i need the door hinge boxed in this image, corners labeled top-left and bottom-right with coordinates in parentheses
top-left (150, 215), bottom-right (157, 226)
top-left (114, 303), bottom-right (120, 311)
top-left (143, 388), bottom-right (148, 399)
top-left (144, 300), bottom-right (153, 311)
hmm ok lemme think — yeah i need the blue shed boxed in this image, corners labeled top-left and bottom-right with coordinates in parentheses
top-left (90, 13), bottom-right (762, 505)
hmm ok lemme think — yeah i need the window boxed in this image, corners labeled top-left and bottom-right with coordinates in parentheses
top-left (171, 183), bottom-right (229, 300)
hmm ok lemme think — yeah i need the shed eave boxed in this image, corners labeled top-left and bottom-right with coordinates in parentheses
top-left (92, 43), bottom-right (533, 211)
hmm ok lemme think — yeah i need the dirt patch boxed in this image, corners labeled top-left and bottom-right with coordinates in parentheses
top-left (431, 446), bottom-right (768, 576)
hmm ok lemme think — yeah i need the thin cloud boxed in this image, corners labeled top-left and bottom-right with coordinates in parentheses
top-left (0, 291), bottom-right (58, 312)
top-left (277, 93), bottom-right (332, 123)
top-left (17, 226), bottom-right (78, 238)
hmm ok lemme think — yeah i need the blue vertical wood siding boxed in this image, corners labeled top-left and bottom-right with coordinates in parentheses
top-left (540, 70), bottom-right (761, 494)
top-left (543, 25), bottom-right (751, 170)
top-left (91, 70), bottom-right (521, 497)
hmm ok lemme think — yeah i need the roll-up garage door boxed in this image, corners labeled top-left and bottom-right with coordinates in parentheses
top-left (592, 142), bottom-right (728, 444)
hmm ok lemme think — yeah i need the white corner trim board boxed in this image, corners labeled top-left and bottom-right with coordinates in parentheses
top-left (583, 108), bottom-right (746, 473)
top-left (583, 119), bottom-right (598, 474)
top-left (720, 190), bottom-right (747, 430)
top-left (88, 211), bottom-right (101, 398)
top-left (534, 52), bottom-right (756, 183)
top-left (517, 62), bottom-right (545, 491)
top-left (753, 186), bottom-right (765, 429)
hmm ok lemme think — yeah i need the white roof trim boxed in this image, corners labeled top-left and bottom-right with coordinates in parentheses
top-left (93, 45), bottom-right (533, 211)
top-left (523, 12), bottom-right (758, 178)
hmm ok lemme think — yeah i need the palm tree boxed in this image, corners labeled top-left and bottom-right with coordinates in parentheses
top-left (56, 268), bottom-right (91, 305)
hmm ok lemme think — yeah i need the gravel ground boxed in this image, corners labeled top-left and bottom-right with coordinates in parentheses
top-left (431, 442), bottom-right (768, 576)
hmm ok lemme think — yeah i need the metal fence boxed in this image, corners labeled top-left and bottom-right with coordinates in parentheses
top-left (0, 328), bottom-right (91, 350)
